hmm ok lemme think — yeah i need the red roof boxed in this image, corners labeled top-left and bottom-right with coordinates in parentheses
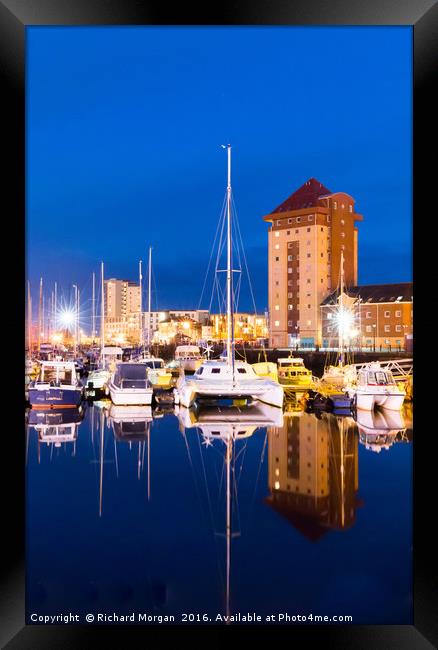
top-left (271, 177), bottom-right (332, 214)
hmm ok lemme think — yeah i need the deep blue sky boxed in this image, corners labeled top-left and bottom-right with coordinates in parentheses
top-left (27, 26), bottom-right (412, 318)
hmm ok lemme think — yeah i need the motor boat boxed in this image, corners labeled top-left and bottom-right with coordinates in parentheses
top-left (108, 362), bottom-right (153, 405)
top-left (28, 361), bottom-right (83, 409)
top-left (345, 362), bottom-right (405, 411)
top-left (355, 409), bottom-right (406, 453)
top-left (174, 345), bottom-right (203, 373)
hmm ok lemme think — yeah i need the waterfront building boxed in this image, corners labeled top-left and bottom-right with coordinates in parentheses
top-left (320, 282), bottom-right (413, 351)
top-left (263, 178), bottom-right (363, 348)
top-left (211, 313), bottom-right (268, 342)
top-left (153, 316), bottom-right (201, 345)
top-left (104, 279), bottom-right (141, 321)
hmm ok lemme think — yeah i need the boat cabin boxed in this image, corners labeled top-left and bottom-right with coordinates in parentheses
top-left (175, 345), bottom-right (201, 360)
top-left (112, 363), bottom-right (150, 389)
top-left (35, 361), bottom-right (78, 387)
top-left (357, 368), bottom-right (396, 387)
top-left (194, 360), bottom-right (258, 379)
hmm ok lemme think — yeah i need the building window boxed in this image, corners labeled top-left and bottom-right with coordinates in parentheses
top-left (296, 217), bottom-right (301, 223)
top-left (308, 215), bottom-right (313, 221)
top-left (320, 227), bottom-right (323, 232)
top-left (288, 280), bottom-right (293, 286)
top-left (307, 304), bottom-right (311, 309)
top-left (274, 244), bottom-right (279, 250)
top-left (275, 257), bottom-right (279, 262)
top-left (288, 305), bottom-right (293, 310)
top-left (349, 205), bottom-right (353, 213)
top-left (307, 253), bottom-right (311, 258)
top-left (307, 279), bottom-right (311, 284)
top-left (288, 268), bottom-right (292, 274)
top-left (275, 281), bottom-right (279, 286)
top-left (288, 292), bottom-right (292, 298)
top-left (287, 230), bottom-right (290, 235)
top-left (366, 311), bottom-right (371, 318)
top-left (288, 321), bottom-right (293, 326)
top-left (395, 310), bottom-right (401, 317)
top-left (276, 220), bottom-right (281, 225)
top-left (396, 325), bottom-right (402, 332)
top-left (341, 219), bottom-right (345, 225)
top-left (288, 219), bottom-right (292, 224)
top-left (274, 320), bottom-right (280, 327)
top-left (307, 320), bottom-right (311, 326)
top-left (295, 229), bottom-right (299, 234)
top-left (274, 231), bottom-right (279, 238)
top-left (366, 325), bottom-right (372, 332)
top-left (341, 232), bottom-right (345, 238)
top-left (275, 305), bottom-right (279, 311)
top-left (307, 227), bottom-right (310, 232)
top-left (288, 255), bottom-right (293, 261)
top-left (384, 311), bottom-right (390, 317)
top-left (384, 325), bottom-right (390, 332)
top-left (334, 202), bottom-right (337, 209)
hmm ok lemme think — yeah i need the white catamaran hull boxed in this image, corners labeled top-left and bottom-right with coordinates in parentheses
top-left (348, 389), bottom-right (405, 411)
top-left (178, 381), bottom-right (283, 409)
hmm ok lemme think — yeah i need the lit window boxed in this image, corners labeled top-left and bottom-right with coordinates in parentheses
top-left (341, 232), bottom-right (345, 238)
top-left (288, 292), bottom-right (292, 298)
top-left (396, 325), bottom-right (402, 332)
top-left (288, 255), bottom-right (293, 261)
top-left (366, 325), bottom-right (372, 332)
top-left (384, 325), bottom-right (390, 332)
top-left (288, 242), bottom-right (293, 248)
top-left (274, 320), bottom-right (280, 327)
top-left (341, 219), bottom-right (345, 225)
top-left (288, 268), bottom-right (292, 274)
top-left (288, 305), bottom-right (293, 310)
top-left (307, 320), bottom-right (311, 326)
top-left (275, 305), bottom-right (280, 311)
top-left (349, 205), bottom-right (353, 213)
top-left (334, 202), bottom-right (337, 209)
top-left (275, 244), bottom-right (279, 250)
top-left (395, 310), bottom-right (401, 317)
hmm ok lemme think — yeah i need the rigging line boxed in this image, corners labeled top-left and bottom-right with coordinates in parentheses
top-left (232, 195), bottom-right (259, 315)
top-left (208, 204), bottom-right (228, 314)
top-left (180, 428), bottom-right (207, 519)
top-left (198, 193), bottom-right (227, 310)
top-left (196, 428), bottom-right (217, 538)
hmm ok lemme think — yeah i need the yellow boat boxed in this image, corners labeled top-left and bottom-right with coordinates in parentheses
top-left (277, 357), bottom-right (315, 392)
top-left (251, 361), bottom-right (278, 382)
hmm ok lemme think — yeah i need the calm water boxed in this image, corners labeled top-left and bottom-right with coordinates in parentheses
top-left (26, 401), bottom-right (413, 625)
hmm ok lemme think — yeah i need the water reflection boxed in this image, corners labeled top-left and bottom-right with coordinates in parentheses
top-left (267, 412), bottom-right (359, 538)
top-left (177, 401), bottom-right (282, 619)
top-left (25, 401), bottom-right (413, 622)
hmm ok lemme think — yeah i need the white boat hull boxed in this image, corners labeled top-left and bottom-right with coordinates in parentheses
top-left (178, 381), bottom-right (283, 409)
top-left (349, 389), bottom-right (405, 411)
top-left (109, 385), bottom-right (153, 405)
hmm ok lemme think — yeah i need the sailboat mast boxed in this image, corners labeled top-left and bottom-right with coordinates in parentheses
top-left (339, 249), bottom-right (344, 367)
top-left (38, 277), bottom-right (42, 352)
top-left (139, 260), bottom-right (143, 349)
top-left (147, 247), bottom-right (152, 350)
top-left (27, 281), bottom-right (32, 355)
top-left (101, 262), bottom-right (105, 366)
top-left (54, 282), bottom-right (57, 333)
top-left (225, 145), bottom-right (235, 374)
top-left (92, 272), bottom-right (95, 342)
top-left (72, 284), bottom-right (77, 356)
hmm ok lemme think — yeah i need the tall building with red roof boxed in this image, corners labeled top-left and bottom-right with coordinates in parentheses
top-left (263, 178), bottom-right (363, 347)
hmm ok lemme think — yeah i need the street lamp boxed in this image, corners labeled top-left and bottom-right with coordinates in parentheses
top-left (372, 323), bottom-right (376, 352)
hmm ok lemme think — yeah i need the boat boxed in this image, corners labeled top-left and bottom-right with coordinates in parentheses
top-left (108, 361), bottom-right (153, 405)
top-left (177, 145), bottom-right (283, 410)
top-left (345, 362), bottom-right (406, 411)
top-left (28, 407), bottom-right (84, 447)
top-left (28, 360), bottom-right (83, 409)
top-left (277, 357), bottom-right (314, 394)
top-left (85, 265), bottom-right (120, 397)
top-left (355, 409), bottom-right (406, 453)
top-left (108, 404), bottom-right (153, 441)
top-left (251, 361), bottom-right (278, 382)
top-left (174, 345), bottom-right (203, 373)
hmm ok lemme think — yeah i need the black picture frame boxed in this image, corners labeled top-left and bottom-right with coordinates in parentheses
top-left (1, 1), bottom-right (436, 646)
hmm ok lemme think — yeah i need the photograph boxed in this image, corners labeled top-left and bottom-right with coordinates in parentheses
top-left (24, 24), bottom-right (414, 627)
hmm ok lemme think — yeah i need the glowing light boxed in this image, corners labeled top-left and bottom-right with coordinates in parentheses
top-left (59, 309), bottom-right (76, 329)
top-left (335, 308), bottom-right (354, 334)
top-left (182, 321), bottom-right (190, 330)
top-left (51, 333), bottom-right (62, 344)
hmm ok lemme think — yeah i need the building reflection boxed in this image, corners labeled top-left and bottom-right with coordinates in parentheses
top-left (266, 412), bottom-right (359, 539)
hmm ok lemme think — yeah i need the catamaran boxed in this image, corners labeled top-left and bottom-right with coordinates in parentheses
top-left (177, 145), bottom-right (283, 409)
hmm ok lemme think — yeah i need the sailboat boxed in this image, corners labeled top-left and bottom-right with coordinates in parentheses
top-left (319, 249), bottom-right (354, 392)
top-left (137, 248), bottom-right (173, 390)
top-left (85, 263), bottom-right (113, 396)
top-left (177, 145), bottom-right (283, 409)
